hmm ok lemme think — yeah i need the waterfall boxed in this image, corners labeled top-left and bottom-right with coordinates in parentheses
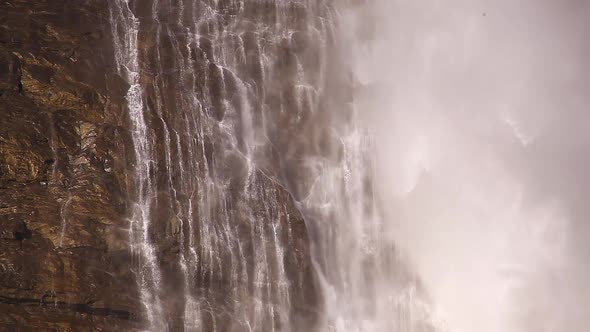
top-left (289, 4), bottom-right (444, 330)
top-left (106, 0), bottom-right (446, 330)
top-left (57, 195), bottom-right (72, 248)
top-left (47, 112), bottom-right (72, 249)
top-left (109, 0), bottom-right (165, 329)
top-left (108, 1), bottom-right (329, 330)
top-left (106, 0), bottom-right (590, 331)
top-left (347, 1), bottom-right (590, 332)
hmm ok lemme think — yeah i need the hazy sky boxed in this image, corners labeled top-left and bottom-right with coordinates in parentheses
top-left (345, 0), bottom-right (590, 331)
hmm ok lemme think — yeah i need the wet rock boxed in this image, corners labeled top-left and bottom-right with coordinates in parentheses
top-left (1, 0), bottom-right (331, 330)
top-left (0, 0), bottom-right (140, 330)
top-left (208, 63), bottom-right (226, 121)
top-left (198, 37), bottom-right (214, 62)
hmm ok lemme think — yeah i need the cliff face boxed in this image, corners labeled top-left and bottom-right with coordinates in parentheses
top-left (0, 0), bottom-right (143, 330)
top-left (0, 0), bottom-right (326, 330)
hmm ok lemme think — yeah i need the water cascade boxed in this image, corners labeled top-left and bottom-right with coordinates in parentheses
top-left (57, 195), bottom-right (72, 248)
top-left (2, 0), bottom-right (590, 331)
top-left (110, 0), bottom-right (165, 328)
top-left (105, 0), bottom-right (590, 331)
top-left (108, 0), bottom-right (328, 330)
top-left (349, 1), bottom-right (590, 332)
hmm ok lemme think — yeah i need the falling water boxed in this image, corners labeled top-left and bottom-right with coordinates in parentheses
top-left (346, 1), bottom-right (590, 332)
top-left (105, 0), bottom-right (442, 330)
top-left (109, 0), bottom-right (165, 329)
top-left (108, 0), bottom-right (329, 330)
top-left (46, 113), bottom-right (59, 186)
top-left (292, 4), bottom-right (443, 330)
top-left (57, 196), bottom-right (72, 248)
top-left (47, 112), bottom-right (71, 249)
top-left (107, 0), bottom-right (590, 331)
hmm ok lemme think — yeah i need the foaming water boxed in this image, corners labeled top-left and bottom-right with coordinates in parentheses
top-left (347, 0), bottom-right (590, 331)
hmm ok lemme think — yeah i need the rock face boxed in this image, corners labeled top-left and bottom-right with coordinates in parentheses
top-left (0, 0), bottom-right (142, 330)
top-left (0, 0), bottom-right (329, 330)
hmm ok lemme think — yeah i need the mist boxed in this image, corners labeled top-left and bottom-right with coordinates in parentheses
top-left (344, 0), bottom-right (590, 331)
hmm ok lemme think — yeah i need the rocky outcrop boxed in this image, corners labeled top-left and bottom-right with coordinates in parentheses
top-left (0, 0), bottom-right (144, 330)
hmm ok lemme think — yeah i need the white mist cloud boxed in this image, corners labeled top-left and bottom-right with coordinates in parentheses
top-left (344, 0), bottom-right (590, 331)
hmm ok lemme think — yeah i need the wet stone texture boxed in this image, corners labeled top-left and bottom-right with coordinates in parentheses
top-left (1, 0), bottom-right (140, 330)
top-left (0, 0), bottom-right (329, 331)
